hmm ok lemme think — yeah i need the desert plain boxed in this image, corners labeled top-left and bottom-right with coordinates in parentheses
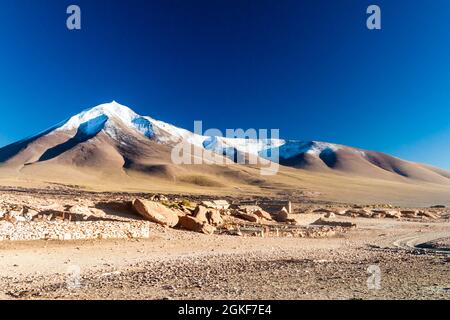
top-left (0, 184), bottom-right (448, 300)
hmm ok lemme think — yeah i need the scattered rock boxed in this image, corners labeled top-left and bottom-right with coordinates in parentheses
top-left (312, 218), bottom-right (356, 228)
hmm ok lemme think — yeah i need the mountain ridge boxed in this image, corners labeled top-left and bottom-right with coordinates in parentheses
top-left (0, 101), bottom-right (449, 206)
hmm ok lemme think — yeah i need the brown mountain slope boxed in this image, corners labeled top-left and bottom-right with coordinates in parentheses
top-left (0, 102), bottom-right (449, 206)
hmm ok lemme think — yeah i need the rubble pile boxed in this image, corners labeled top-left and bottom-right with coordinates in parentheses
top-left (216, 222), bottom-right (348, 238)
top-left (0, 201), bottom-right (151, 241)
top-left (309, 206), bottom-right (445, 221)
top-left (0, 220), bottom-right (151, 241)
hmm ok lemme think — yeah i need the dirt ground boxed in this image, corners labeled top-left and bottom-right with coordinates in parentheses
top-left (0, 211), bottom-right (448, 300)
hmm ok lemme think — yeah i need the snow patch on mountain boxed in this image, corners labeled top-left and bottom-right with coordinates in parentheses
top-left (271, 141), bottom-right (340, 160)
top-left (203, 136), bottom-right (285, 160)
top-left (144, 117), bottom-right (207, 147)
top-left (131, 117), bottom-right (154, 139)
top-left (308, 141), bottom-right (339, 156)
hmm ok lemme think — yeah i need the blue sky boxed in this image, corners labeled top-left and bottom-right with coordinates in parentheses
top-left (0, 0), bottom-right (450, 168)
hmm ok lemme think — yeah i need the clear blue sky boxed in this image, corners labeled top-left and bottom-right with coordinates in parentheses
top-left (1, 0), bottom-right (450, 169)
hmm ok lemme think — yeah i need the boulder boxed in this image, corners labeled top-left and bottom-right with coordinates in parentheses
top-left (400, 210), bottom-right (419, 218)
top-left (132, 199), bottom-right (179, 227)
top-left (174, 209), bottom-right (188, 217)
top-left (234, 211), bottom-right (259, 223)
top-left (178, 215), bottom-right (216, 234)
top-left (346, 209), bottom-right (371, 218)
top-left (400, 210), bottom-right (417, 215)
top-left (384, 210), bottom-right (401, 219)
top-left (89, 208), bottom-right (107, 218)
top-left (344, 210), bottom-right (359, 217)
top-left (69, 205), bottom-right (93, 220)
top-left (236, 205), bottom-right (271, 220)
top-left (371, 212), bottom-right (385, 219)
top-left (253, 209), bottom-right (272, 220)
top-left (193, 205), bottom-right (209, 223)
top-left (358, 209), bottom-right (372, 218)
top-left (276, 207), bottom-right (290, 222)
top-left (23, 208), bottom-right (39, 221)
top-left (371, 210), bottom-right (388, 218)
top-left (324, 212), bottom-right (336, 219)
top-left (207, 209), bottom-right (223, 226)
top-left (418, 211), bottom-right (438, 220)
top-left (201, 200), bottom-right (230, 210)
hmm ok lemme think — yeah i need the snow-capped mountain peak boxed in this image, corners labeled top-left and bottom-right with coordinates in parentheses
top-left (57, 101), bottom-right (138, 131)
top-left (0, 100), bottom-right (344, 166)
top-left (52, 101), bottom-right (344, 161)
top-left (55, 101), bottom-right (157, 140)
top-left (1, 101), bottom-right (450, 192)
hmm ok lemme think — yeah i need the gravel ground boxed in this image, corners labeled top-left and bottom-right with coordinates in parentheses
top-left (0, 221), bottom-right (448, 300)
top-left (4, 248), bottom-right (448, 300)
top-left (0, 188), bottom-right (448, 300)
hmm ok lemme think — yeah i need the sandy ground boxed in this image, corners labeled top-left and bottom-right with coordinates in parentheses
top-left (0, 216), bottom-right (448, 300)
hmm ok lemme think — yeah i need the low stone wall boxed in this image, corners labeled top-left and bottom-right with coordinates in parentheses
top-left (0, 220), bottom-right (151, 241)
